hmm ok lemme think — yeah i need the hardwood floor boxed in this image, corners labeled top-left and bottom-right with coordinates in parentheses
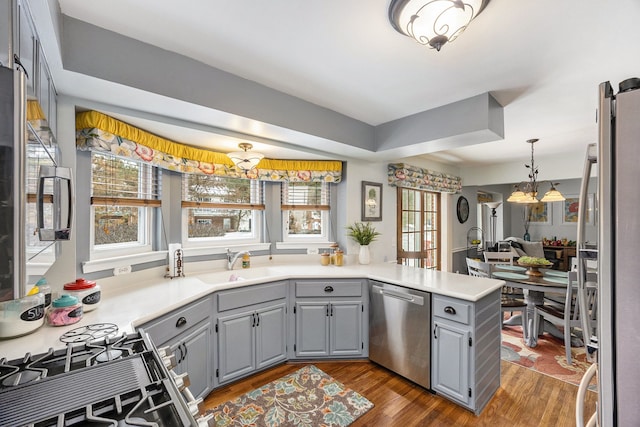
top-left (203, 360), bottom-right (597, 426)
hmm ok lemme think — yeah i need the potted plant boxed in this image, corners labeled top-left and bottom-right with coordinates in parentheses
top-left (346, 222), bottom-right (381, 264)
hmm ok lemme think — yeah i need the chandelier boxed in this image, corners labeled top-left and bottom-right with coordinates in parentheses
top-left (227, 143), bottom-right (264, 172)
top-left (507, 139), bottom-right (565, 204)
top-left (388, 0), bottom-right (490, 51)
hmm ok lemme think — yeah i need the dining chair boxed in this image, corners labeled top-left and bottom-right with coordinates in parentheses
top-left (466, 258), bottom-right (527, 329)
top-left (483, 251), bottom-right (516, 265)
top-left (533, 271), bottom-right (597, 364)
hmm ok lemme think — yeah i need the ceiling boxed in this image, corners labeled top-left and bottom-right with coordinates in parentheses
top-left (42, 0), bottom-right (640, 169)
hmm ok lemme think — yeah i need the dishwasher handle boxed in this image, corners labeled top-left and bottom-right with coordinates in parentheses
top-left (372, 285), bottom-right (425, 305)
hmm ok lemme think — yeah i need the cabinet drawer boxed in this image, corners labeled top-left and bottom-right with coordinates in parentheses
top-left (433, 295), bottom-right (471, 325)
top-left (141, 297), bottom-right (211, 345)
top-left (217, 281), bottom-right (288, 312)
top-left (295, 280), bottom-right (362, 297)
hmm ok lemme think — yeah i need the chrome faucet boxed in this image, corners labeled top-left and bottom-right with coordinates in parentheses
top-left (226, 248), bottom-right (250, 270)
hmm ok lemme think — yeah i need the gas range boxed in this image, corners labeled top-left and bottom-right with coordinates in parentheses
top-left (0, 326), bottom-right (213, 426)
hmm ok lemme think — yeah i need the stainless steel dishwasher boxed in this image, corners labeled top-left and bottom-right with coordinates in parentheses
top-left (369, 280), bottom-right (431, 389)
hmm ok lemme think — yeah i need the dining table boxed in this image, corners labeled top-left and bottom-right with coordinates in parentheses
top-left (491, 264), bottom-right (570, 347)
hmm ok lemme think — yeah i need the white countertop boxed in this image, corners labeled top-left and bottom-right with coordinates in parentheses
top-left (0, 262), bottom-right (503, 360)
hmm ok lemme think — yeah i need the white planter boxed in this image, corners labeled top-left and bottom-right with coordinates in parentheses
top-left (358, 245), bottom-right (371, 265)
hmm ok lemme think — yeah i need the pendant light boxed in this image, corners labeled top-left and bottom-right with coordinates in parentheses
top-left (508, 139), bottom-right (565, 204)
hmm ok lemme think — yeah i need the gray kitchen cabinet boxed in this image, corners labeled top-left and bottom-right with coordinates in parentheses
top-left (137, 296), bottom-right (214, 400)
top-left (164, 321), bottom-right (212, 399)
top-left (431, 291), bottom-right (501, 415)
top-left (292, 279), bottom-right (367, 359)
top-left (216, 281), bottom-right (288, 385)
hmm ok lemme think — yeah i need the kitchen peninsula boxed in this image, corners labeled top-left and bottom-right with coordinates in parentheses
top-left (0, 261), bottom-right (504, 414)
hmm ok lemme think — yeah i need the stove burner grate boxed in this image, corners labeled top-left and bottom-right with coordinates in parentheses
top-left (59, 323), bottom-right (119, 343)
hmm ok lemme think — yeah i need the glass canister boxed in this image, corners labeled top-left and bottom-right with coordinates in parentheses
top-left (63, 278), bottom-right (102, 312)
top-left (334, 249), bottom-right (344, 266)
top-left (46, 295), bottom-right (83, 326)
top-left (320, 252), bottom-right (330, 266)
top-left (0, 293), bottom-right (45, 338)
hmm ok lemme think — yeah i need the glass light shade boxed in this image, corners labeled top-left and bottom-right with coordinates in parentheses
top-left (227, 143), bottom-right (264, 171)
top-left (389, 0), bottom-right (489, 51)
top-left (540, 188), bottom-right (565, 202)
top-left (519, 192), bottom-right (540, 204)
top-left (507, 190), bottom-right (526, 203)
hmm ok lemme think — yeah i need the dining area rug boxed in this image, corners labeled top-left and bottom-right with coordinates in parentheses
top-left (205, 364), bottom-right (374, 426)
top-left (501, 324), bottom-right (594, 387)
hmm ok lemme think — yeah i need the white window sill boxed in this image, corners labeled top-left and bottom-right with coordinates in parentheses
top-left (182, 243), bottom-right (271, 258)
top-left (82, 251), bottom-right (168, 274)
top-left (276, 241), bottom-right (336, 251)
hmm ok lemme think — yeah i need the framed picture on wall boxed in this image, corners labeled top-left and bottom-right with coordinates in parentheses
top-left (562, 194), bottom-right (594, 224)
top-left (361, 181), bottom-right (382, 221)
top-left (528, 201), bottom-right (551, 224)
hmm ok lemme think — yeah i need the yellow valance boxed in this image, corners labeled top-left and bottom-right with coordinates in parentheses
top-left (76, 111), bottom-right (342, 183)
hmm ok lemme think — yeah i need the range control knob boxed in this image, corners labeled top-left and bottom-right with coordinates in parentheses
top-left (157, 346), bottom-right (177, 369)
top-left (188, 397), bottom-right (204, 416)
top-left (197, 412), bottom-right (214, 426)
top-left (171, 371), bottom-right (191, 390)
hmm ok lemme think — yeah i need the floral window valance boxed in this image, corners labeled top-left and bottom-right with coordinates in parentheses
top-left (75, 110), bottom-right (342, 183)
top-left (388, 163), bottom-right (462, 194)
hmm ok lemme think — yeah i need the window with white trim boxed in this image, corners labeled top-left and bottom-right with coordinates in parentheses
top-left (281, 181), bottom-right (330, 242)
top-left (90, 152), bottom-right (161, 258)
top-left (182, 175), bottom-right (264, 244)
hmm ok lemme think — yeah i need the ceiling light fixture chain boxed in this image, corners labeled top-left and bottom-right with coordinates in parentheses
top-left (389, 0), bottom-right (490, 51)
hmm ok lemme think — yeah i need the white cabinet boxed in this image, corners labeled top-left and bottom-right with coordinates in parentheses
top-left (138, 296), bottom-right (214, 399)
top-left (431, 291), bottom-right (501, 415)
top-left (292, 279), bottom-right (367, 359)
top-left (216, 281), bottom-right (288, 385)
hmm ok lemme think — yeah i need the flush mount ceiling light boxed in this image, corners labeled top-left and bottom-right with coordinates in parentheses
top-left (507, 139), bottom-right (565, 204)
top-left (227, 143), bottom-right (264, 172)
top-left (388, 0), bottom-right (490, 51)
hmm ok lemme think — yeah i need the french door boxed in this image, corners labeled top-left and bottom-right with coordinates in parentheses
top-left (396, 187), bottom-right (440, 269)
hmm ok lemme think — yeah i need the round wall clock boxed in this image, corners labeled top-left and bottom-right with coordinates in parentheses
top-left (457, 196), bottom-right (469, 223)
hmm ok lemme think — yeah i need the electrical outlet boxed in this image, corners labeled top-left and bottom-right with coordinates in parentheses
top-left (307, 248), bottom-right (319, 255)
top-left (113, 265), bottom-right (132, 275)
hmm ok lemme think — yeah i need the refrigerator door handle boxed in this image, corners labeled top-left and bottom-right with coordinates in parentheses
top-left (576, 363), bottom-right (598, 427)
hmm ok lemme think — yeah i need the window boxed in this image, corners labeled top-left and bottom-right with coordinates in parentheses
top-left (182, 175), bottom-right (264, 244)
top-left (397, 187), bottom-right (440, 269)
top-left (282, 182), bottom-right (330, 241)
top-left (90, 152), bottom-right (160, 257)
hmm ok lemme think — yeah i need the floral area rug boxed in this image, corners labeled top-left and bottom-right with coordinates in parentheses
top-left (206, 365), bottom-right (374, 427)
top-left (501, 323), bottom-right (595, 388)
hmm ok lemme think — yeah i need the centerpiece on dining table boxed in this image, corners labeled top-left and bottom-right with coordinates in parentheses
top-left (517, 255), bottom-right (553, 277)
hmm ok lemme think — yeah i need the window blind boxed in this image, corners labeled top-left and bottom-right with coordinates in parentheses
top-left (181, 174), bottom-right (264, 210)
top-left (281, 182), bottom-right (330, 211)
top-left (91, 152), bottom-right (161, 207)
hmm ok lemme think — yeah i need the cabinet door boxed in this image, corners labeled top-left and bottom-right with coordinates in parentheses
top-left (295, 302), bottom-right (329, 357)
top-left (432, 320), bottom-right (470, 405)
top-left (218, 310), bottom-right (255, 384)
top-left (256, 303), bottom-right (287, 369)
top-left (166, 322), bottom-right (212, 399)
top-left (330, 301), bottom-right (362, 356)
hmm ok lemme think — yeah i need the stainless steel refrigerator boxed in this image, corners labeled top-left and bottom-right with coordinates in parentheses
top-left (576, 78), bottom-right (640, 426)
top-left (0, 65), bottom-right (72, 302)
